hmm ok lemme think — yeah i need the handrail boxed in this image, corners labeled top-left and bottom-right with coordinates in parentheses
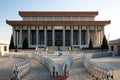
top-left (32, 53), bottom-right (57, 76)
top-left (82, 54), bottom-right (113, 80)
top-left (13, 54), bottom-right (31, 80)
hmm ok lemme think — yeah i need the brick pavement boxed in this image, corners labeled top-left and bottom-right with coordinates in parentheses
top-left (66, 59), bottom-right (93, 80)
top-left (0, 57), bottom-right (24, 80)
top-left (21, 58), bottom-right (53, 80)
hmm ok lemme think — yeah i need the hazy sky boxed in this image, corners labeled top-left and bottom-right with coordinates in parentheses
top-left (0, 0), bottom-right (120, 42)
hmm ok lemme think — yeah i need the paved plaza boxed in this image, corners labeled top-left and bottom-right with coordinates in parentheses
top-left (21, 58), bottom-right (53, 80)
top-left (67, 59), bottom-right (93, 80)
top-left (0, 57), bottom-right (24, 80)
top-left (90, 57), bottom-right (120, 69)
top-left (1, 54), bottom-right (120, 80)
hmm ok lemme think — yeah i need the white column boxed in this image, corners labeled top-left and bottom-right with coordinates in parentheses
top-left (13, 27), bottom-right (16, 46)
top-left (44, 26), bottom-right (47, 47)
top-left (95, 26), bottom-right (98, 46)
top-left (20, 26), bottom-right (22, 47)
top-left (28, 26), bottom-right (30, 47)
top-left (52, 27), bottom-right (55, 46)
top-left (102, 27), bottom-right (104, 39)
top-left (71, 26), bottom-right (73, 46)
top-left (100, 27), bottom-right (104, 44)
top-left (63, 27), bottom-right (65, 46)
top-left (87, 26), bottom-right (90, 45)
top-left (36, 26), bottom-right (39, 46)
top-left (79, 26), bottom-right (81, 46)
top-left (101, 27), bottom-right (104, 43)
top-left (16, 31), bottom-right (19, 47)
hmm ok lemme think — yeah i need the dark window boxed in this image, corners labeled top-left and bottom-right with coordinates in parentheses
top-left (111, 46), bottom-right (114, 51)
top-left (47, 30), bottom-right (52, 46)
top-left (55, 30), bottom-right (63, 46)
top-left (81, 30), bottom-right (85, 45)
top-left (39, 30), bottom-right (44, 45)
top-left (65, 30), bottom-right (70, 46)
top-left (31, 30), bottom-right (36, 45)
top-left (73, 30), bottom-right (79, 45)
top-left (4, 46), bottom-right (7, 51)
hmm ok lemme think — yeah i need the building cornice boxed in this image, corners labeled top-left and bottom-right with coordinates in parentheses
top-left (19, 11), bottom-right (98, 17)
top-left (6, 20), bottom-right (111, 26)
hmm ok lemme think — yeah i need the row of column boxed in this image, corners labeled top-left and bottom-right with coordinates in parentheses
top-left (13, 26), bottom-right (104, 48)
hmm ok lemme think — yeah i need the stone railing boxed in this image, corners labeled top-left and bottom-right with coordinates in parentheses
top-left (84, 52), bottom-right (113, 59)
top-left (12, 54), bottom-right (31, 80)
top-left (32, 53), bottom-right (58, 76)
top-left (64, 56), bottom-right (73, 76)
top-left (82, 55), bottom-right (113, 80)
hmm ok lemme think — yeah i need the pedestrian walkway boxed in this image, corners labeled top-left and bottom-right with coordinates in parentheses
top-left (66, 59), bottom-right (93, 80)
top-left (0, 57), bottom-right (24, 80)
top-left (91, 57), bottom-right (120, 69)
top-left (21, 58), bottom-right (53, 80)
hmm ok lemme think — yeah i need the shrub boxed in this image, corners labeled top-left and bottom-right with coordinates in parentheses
top-left (89, 38), bottom-right (93, 49)
top-left (9, 35), bottom-right (15, 49)
top-left (101, 35), bottom-right (108, 51)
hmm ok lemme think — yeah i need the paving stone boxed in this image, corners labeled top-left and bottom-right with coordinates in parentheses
top-left (0, 57), bottom-right (23, 80)
top-left (66, 59), bottom-right (93, 80)
top-left (21, 58), bottom-right (53, 80)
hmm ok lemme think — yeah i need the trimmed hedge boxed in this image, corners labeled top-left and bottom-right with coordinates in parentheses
top-left (92, 52), bottom-right (113, 58)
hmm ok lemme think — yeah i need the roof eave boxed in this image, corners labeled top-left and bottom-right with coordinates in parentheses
top-left (6, 20), bottom-right (110, 26)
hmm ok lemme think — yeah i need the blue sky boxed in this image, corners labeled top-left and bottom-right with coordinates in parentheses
top-left (0, 0), bottom-right (120, 42)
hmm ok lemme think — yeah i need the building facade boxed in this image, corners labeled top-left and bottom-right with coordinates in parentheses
top-left (0, 40), bottom-right (9, 56)
top-left (6, 11), bottom-right (110, 48)
top-left (109, 39), bottom-right (120, 56)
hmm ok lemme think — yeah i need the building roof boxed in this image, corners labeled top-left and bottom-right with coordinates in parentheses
top-left (0, 40), bottom-right (9, 45)
top-left (19, 11), bottom-right (98, 17)
top-left (109, 39), bottom-right (120, 45)
top-left (6, 20), bottom-right (111, 26)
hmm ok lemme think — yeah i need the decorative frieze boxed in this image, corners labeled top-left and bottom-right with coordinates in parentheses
top-left (38, 26), bottom-right (43, 30)
top-left (89, 26), bottom-right (94, 30)
top-left (82, 26), bottom-right (86, 30)
top-left (54, 26), bottom-right (63, 29)
top-left (74, 26), bottom-right (78, 30)
top-left (15, 26), bottom-right (20, 30)
top-left (31, 26), bottom-right (36, 30)
top-left (22, 26), bottom-right (27, 30)
top-left (65, 26), bottom-right (70, 30)
top-left (47, 26), bottom-right (52, 30)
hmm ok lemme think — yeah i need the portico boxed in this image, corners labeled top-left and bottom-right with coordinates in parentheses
top-left (6, 11), bottom-right (110, 48)
top-left (9, 25), bottom-right (107, 48)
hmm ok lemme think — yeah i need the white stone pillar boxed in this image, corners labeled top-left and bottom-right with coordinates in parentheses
top-left (101, 27), bottom-right (104, 44)
top-left (36, 26), bottom-right (39, 46)
top-left (79, 26), bottom-right (81, 46)
top-left (71, 26), bottom-right (73, 46)
top-left (16, 31), bottom-right (19, 47)
top-left (13, 27), bottom-right (16, 46)
top-left (87, 26), bottom-right (90, 45)
top-left (44, 26), bottom-right (47, 47)
top-left (52, 27), bottom-right (55, 46)
top-left (63, 27), bottom-right (65, 46)
top-left (102, 27), bottom-right (104, 39)
top-left (95, 26), bottom-right (98, 46)
top-left (28, 26), bottom-right (31, 46)
top-left (20, 26), bottom-right (22, 47)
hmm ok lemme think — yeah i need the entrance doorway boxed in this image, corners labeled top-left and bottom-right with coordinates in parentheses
top-left (55, 30), bottom-right (63, 46)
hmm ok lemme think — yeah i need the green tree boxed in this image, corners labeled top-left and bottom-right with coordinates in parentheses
top-left (89, 38), bottom-right (93, 49)
top-left (9, 35), bottom-right (15, 49)
top-left (101, 35), bottom-right (108, 51)
top-left (22, 37), bottom-right (29, 49)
